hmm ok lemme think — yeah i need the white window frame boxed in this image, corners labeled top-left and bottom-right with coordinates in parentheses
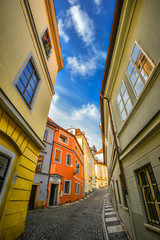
top-left (0, 145), bottom-right (16, 204)
top-left (126, 41), bottom-right (155, 99)
top-left (117, 81), bottom-right (133, 122)
top-left (54, 148), bottom-right (62, 164)
top-left (58, 132), bottom-right (68, 145)
top-left (66, 153), bottom-right (72, 167)
top-left (78, 183), bottom-right (80, 195)
top-left (75, 181), bottom-right (77, 194)
top-left (64, 180), bottom-right (71, 195)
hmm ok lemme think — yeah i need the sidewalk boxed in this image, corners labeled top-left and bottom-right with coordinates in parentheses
top-left (103, 192), bottom-right (129, 240)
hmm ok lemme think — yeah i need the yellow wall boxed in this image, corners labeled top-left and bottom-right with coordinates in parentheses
top-left (0, 0), bottom-right (59, 140)
top-left (95, 163), bottom-right (108, 188)
top-left (0, 107), bottom-right (40, 240)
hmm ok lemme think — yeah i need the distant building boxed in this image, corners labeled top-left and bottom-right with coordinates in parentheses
top-left (94, 160), bottom-right (108, 188)
top-left (29, 118), bottom-right (58, 209)
top-left (94, 148), bottom-right (103, 163)
top-left (100, 0), bottom-right (160, 239)
top-left (49, 123), bottom-right (84, 205)
top-left (68, 128), bottom-right (96, 195)
top-left (0, 0), bottom-right (63, 238)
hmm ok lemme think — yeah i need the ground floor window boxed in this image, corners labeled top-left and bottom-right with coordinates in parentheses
top-left (0, 153), bottom-right (10, 192)
top-left (75, 182), bottom-right (77, 194)
top-left (78, 183), bottom-right (80, 194)
top-left (138, 165), bottom-right (160, 226)
top-left (116, 180), bottom-right (121, 205)
top-left (82, 185), bottom-right (83, 194)
top-left (64, 180), bottom-right (71, 195)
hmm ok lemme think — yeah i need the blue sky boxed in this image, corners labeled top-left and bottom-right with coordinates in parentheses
top-left (49, 0), bottom-right (116, 150)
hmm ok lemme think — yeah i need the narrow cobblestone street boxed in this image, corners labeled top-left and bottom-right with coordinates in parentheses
top-left (21, 188), bottom-right (128, 240)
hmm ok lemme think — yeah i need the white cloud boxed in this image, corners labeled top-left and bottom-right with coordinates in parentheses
top-left (49, 97), bottom-right (102, 150)
top-left (66, 47), bottom-right (106, 77)
top-left (58, 18), bottom-right (70, 42)
top-left (68, 0), bottom-right (79, 5)
top-left (72, 104), bottom-right (100, 121)
top-left (52, 93), bottom-right (59, 104)
top-left (67, 4), bottom-right (95, 44)
top-left (94, 0), bottom-right (102, 14)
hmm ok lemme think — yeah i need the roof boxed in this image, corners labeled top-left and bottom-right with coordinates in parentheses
top-left (94, 148), bottom-right (103, 155)
top-left (47, 117), bottom-right (59, 129)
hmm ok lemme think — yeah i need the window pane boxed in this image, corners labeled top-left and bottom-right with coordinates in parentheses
top-left (20, 72), bottom-right (28, 87)
top-left (17, 80), bottom-right (25, 93)
top-left (121, 109), bottom-right (127, 121)
top-left (30, 78), bottom-right (36, 90)
top-left (130, 68), bottom-right (139, 86)
top-left (141, 59), bottom-right (153, 82)
top-left (0, 156), bottom-right (9, 178)
top-left (127, 61), bottom-right (133, 78)
top-left (135, 52), bottom-right (146, 71)
top-left (24, 91), bottom-right (31, 104)
top-left (26, 84), bottom-right (33, 97)
top-left (126, 99), bottom-right (132, 114)
top-left (134, 77), bottom-right (144, 96)
top-left (120, 82), bottom-right (126, 95)
top-left (55, 149), bottom-right (61, 162)
top-left (132, 44), bottom-right (140, 62)
top-left (117, 93), bottom-right (121, 104)
top-left (119, 101), bottom-right (124, 112)
top-left (24, 66), bottom-right (31, 80)
top-left (75, 183), bottom-right (77, 193)
top-left (123, 90), bottom-right (129, 103)
top-left (27, 61), bottom-right (33, 74)
top-left (32, 73), bottom-right (38, 84)
top-left (64, 181), bottom-right (70, 194)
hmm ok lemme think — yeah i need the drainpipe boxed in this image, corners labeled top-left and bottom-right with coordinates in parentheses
top-left (100, 94), bottom-right (127, 191)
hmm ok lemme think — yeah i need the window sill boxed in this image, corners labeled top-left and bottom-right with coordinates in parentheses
top-left (144, 223), bottom-right (160, 234)
top-left (124, 207), bottom-right (129, 212)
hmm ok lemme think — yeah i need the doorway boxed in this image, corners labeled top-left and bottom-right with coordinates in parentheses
top-left (28, 184), bottom-right (38, 210)
top-left (49, 184), bottom-right (58, 206)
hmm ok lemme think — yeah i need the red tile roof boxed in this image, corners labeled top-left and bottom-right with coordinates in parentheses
top-left (94, 148), bottom-right (103, 155)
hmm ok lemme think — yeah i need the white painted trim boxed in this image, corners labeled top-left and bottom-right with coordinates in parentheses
top-left (63, 179), bottom-right (71, 195)
top-left (0, 145), bottom-right (16, 205)
top-left (73, 176), bottom-right (84, 184)
top-left (53, 148), bottom-right (62, 164)
top-left (66, 153), bottom-right (72, 167)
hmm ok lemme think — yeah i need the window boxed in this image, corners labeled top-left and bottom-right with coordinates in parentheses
top-left (138, 165), bottom-right (160, 226)
top-left (75, 160), bottom-right (80, 175)
top-left (43, 130), bottom-right (48, 141)
top-left (66, 154), bottom-right (72, 166)
top-left (16, 59), bottom-right (39, 106)
top-left (82, 185), bottom-right (83, 195)
top-left (0, 153), bottom-right (10, 192)
top-left (100, 173), bottom-right (102, 178)
top-left (81, 167), bottom-right (83, 177)
top-left (116, 180), bottom-right (121, 205)
top-left (75, 145), bottom-right (78, 154)
top-left (42, 28), bottom-right (52, 59)
top-left (117, 82), bottom-right (133, 121)
top-left (120, 174), bottom-right (128, 208)
top-left (54, 149), bottom-right (62, 163)
top-left (64, 180), bottom-right (71, 195)
top-left (36, 155), bottom-right (44, 172)
top-left (75, 182), bottom-right (77, 194)
top-left (59, 133), bottom-right (68, 144)
top-left (126, 42), bottom-right (155, 97)
top-left (78, 183), bottom-right (80, 194)
top-left (101, 182), bottom-right (103, 185)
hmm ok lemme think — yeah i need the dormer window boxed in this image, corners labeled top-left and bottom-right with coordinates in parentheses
top-left (42, 28), bottom-right (52, 59)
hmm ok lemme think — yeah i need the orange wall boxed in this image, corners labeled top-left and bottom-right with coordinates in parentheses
top-left (50, 129), bottom-right (84, 204)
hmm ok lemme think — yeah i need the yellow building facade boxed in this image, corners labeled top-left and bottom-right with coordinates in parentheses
top-left (0, 0), bottom-right (63, 239)
top-left (94, 161), bottom-right (108, 188)
top-left (67, 128), bottom-right (96, 195)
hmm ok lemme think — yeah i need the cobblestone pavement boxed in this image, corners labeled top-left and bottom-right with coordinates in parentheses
top-left (21, 189), bottom-right (107, 240)
top-left (104, 190), bottom-right (128, 240)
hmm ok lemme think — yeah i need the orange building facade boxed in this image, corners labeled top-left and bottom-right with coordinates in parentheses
top-left (49, 121), bottom-right (84, 205)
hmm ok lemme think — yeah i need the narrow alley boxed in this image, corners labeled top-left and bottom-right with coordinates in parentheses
top-left (21, 189), bottom-right (128, 240)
